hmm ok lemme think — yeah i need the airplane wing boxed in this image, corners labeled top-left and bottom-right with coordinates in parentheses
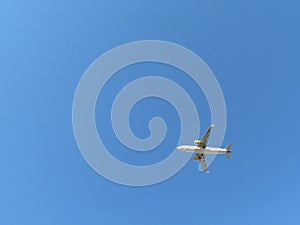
top-left (198, 124), bottom-right (214, 148)
top-left (197, 153), bottom-right (208, 173)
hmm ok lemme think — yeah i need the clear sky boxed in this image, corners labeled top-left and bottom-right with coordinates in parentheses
top-left (1, 1), bottom-right (300, 224)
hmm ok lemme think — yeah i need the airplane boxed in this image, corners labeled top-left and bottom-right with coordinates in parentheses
top-left (177, 124), bottom-right (231, 173)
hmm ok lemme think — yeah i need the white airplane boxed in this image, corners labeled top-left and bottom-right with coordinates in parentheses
top-left (177, 124), bottom-right (231, 173)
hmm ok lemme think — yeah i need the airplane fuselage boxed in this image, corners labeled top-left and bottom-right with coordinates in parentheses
top-left (177, 145), bottom-right (228, 154)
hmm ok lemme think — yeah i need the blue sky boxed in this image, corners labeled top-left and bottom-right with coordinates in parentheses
top-left (1, 1), bottom-right (300, 224)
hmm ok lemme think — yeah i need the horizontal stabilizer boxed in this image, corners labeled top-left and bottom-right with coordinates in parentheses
top-left (225, 143), bottom-right (232, 160)
top-left (226, 143), bottom-right (232, 151)
top-left (226, 152), bottom-right (230, 160)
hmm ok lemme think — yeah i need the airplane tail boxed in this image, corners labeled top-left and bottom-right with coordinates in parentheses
top-left (225, 143), bottom-right (232, 160)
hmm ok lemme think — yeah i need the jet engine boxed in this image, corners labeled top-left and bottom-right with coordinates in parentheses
top-left (194, 140), bottom-right (201, 145)
top-left (193, 155), bottom-right (200, 160)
